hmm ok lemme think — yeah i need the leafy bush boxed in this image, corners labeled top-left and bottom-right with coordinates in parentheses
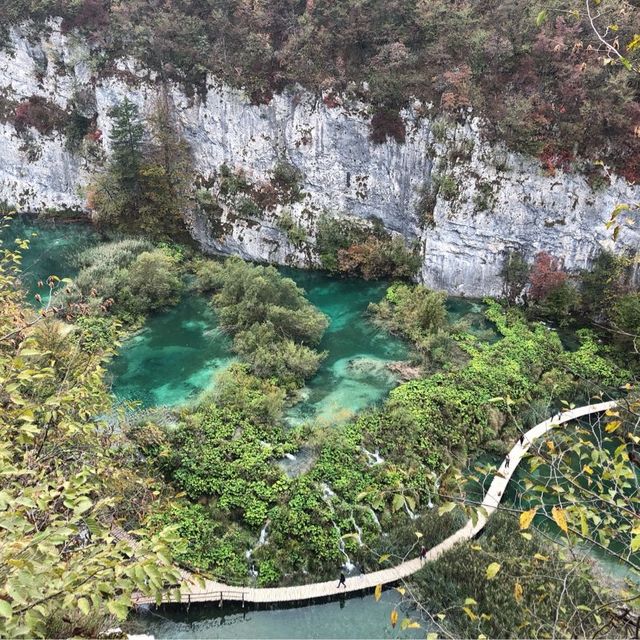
top-left (196, 257), bottom-right (328, 387)
top-left (67, 239), bottom-right (183, 320)
top-left (116, 249), bottom-right (184, 315)
top-left (369, 108), bottom-right (406, 144)
top-left (612, 293), bottom-right (640, 343)
top-left (410, 512), bottom-right (603, 638)
top-left (316, 214), bottom-right (419, 279)
top-left (277, 211), bottom-right (308, 246)
top-left (208, 363), bottom-right (286, 425)
top-left (433, 173), bottom-right (458, 201)
top-left (270, 161), bottom-right (304, 203)
top-left (13, 96), bottom-right (68, 135)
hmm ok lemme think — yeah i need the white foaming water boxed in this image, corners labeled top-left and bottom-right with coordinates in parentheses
top-left (362, 447), bottom-right (384, 466)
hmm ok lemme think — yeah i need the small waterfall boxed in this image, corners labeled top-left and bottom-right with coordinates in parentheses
top-left (366, 506), bottom-right (382, 529)
top-left (361, 446), bottom-right (384, 466)
top-left (258, 522), bottom-right (269, 545)
top-left (249, 563), bottom-right (258, 578)
top-left (322, 482), bottom-right (355, 572)
top-left (333, 521), bottom-right (355, 572)
top-left (404, 502), bottom-right (419, 520)
top-left (321, 483), bottom-right (335, 498)
top-left (350, 514), bottom-right (363, 547)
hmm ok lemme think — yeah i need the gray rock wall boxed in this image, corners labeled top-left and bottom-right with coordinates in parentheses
top-left (1, 21), bottom-right (638, 296)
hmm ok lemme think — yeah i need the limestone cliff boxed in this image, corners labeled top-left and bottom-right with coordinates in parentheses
top-left (1, 21), bottom-right (638, 295)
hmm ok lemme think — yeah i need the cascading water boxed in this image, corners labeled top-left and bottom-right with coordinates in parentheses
top-left (258, 522), bottom-right (270, 545)
top-left (366, 506), bottom-right (382, 529)
top-left (362, 447), bottom-right (385, 466)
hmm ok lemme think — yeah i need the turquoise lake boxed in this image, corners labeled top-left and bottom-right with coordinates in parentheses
top-left (132, 590), bottom-right (425, 639)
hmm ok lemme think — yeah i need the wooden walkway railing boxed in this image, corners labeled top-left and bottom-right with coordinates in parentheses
top-left (130, 400), bottom-right (617, 606)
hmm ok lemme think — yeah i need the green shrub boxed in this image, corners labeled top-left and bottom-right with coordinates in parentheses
top-left (208, 363), bottom-right (286, 425)
top-left (197, 257), bottom-right (328, 387)
top-left (410, 512), bottom-right (603, 638)
top-left (434, 173), bottom-right (458, 201)
top-left (316, 214), bottom-right (419, 279)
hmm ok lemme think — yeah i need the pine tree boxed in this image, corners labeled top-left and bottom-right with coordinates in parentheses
top-left (108, 97), bottom-right (144, 192)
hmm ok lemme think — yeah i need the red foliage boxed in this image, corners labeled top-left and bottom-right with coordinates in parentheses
top-left (529, 252), bottom-right (566, 301)
top-left (88, 128), bottom-right (103, 142)
top-left (14, 97), bottom-right (67, 135)
top-left (322, 93), bottom-right (340, 109)
top-left (370, 109), bottom-right (406, 144)
top-left (539, 145), bottom-right (574, 176)
top-left (439, 65), bottom-right (472, 111)
top-left (249, 88), bottom-right (273, 106)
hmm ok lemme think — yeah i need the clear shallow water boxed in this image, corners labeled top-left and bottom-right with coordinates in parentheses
top-left (108, 295), bottom-right (235, 408)
top-left (0, 215), bottom-right (100, 300)
top-left (133, 590), bottom-right (425, 639)
top-left (111, 269), bottom-right (413, 421)
top-left (280, 269), bottom-right (412, 425)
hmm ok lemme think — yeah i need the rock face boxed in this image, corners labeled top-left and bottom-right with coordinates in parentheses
top-left (1, 22), bottom-right (638, 296)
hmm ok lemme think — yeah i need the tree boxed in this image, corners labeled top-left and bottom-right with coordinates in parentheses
top-left (90, 96), bottom-right (193, 238)
top-left (0, 239), bottom-right (183, 638)
top-left (109, 97), bottom-right (144, 191)
top-left (528, 251), bottom-right (566, 302)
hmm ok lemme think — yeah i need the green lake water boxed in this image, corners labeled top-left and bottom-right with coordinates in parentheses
top-left (0, 215), bottom-right (100, 299)
top-left (132, 590), bottom-right (425, 639)
top-left (1, 216), bottom-right (494, 423)
top-left (108, 270), bottom-right (412, 420)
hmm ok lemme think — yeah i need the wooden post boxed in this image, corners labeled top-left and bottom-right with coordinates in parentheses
top-left (219, 591), bottom-right (223, 607)
top-left (242, 592), bottom-right (245, 608)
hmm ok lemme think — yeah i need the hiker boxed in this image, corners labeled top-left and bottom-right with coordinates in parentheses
top-left (337, 572), bottom-right (346, 589)
top-left (420, 546), bottom-right (428, 563)
top-left (505, 454), bottom-right (510, 470)
top-left (518, 434), bottom-right (524, 446)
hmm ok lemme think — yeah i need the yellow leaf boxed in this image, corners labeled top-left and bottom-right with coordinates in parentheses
top-left (486, 562), bottom-right (501, 579)
top-left (552, 505), bottom-right (569, 534)
top-left (582, 465), bottom-right (593, 475)
top-left (533, 553), bottom-right (549, 561)
top-left (514, 581), bottom-right (523, 603)
top-left (390, 609), bottom-right (398, 628)
top-left (546, 440), bottom-right (555, 453)
top-left (605, 420), bottom-right (621, 433)
top-left (427, 633), bottom-right (438, 640)
top-left (374, 584), bottom-right (382, 602)
top-left (519, 507), bottom-right (538, 530)
top-left (396, 587), bottom-right (406, 596)
top-left (406, 621), bottom-right (421, 629)
top-left (463, 606), bottom-right (478, 621)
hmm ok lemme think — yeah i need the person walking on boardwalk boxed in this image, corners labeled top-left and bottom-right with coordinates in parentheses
top-left (505, 454), bottom-right (510, 470)
top-left (337, 572), bottom-right (346, 588)
top-left (420, 545), bottom-right (427, 563)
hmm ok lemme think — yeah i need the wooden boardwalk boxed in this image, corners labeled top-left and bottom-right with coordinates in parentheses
top-left (132, 400), bottom-right (616, 606)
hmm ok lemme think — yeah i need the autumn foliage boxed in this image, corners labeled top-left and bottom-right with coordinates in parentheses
top-left (528, 251), bottom-right (567, 301)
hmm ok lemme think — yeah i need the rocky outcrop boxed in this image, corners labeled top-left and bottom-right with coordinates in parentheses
top-left (1, 21), bottom-right (638, 296)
